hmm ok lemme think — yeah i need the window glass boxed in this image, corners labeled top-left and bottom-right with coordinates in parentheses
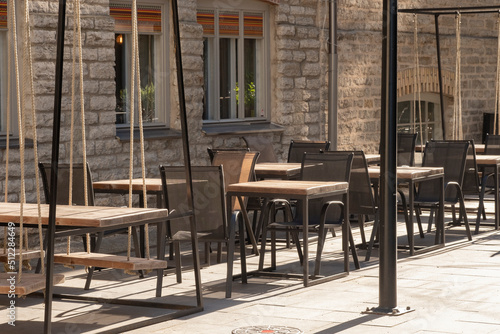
top-left (397, 94), bottom-right (443, 144)
top-left (198, 3), bottom-right (268, 122)
top-left (111, 2), bottom-right (167, 127)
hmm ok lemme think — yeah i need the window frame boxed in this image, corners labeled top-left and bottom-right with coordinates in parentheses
top-left (111, 0), bottom-right (171, 136)
top-left (397, 92), bottom-right (444, 144)
top-left (198, 0), bottom-right (271, 124)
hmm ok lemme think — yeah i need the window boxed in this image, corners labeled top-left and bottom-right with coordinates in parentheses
top-left (398, 93), bottom-right (443, 144)
top-left (111, 1), bottom-right (169, 129)
top-left (198, 1), bottom-right (269, 123)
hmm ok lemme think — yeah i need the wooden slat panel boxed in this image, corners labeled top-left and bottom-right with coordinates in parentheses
top-left (0, 249), bottom-right (42, 262)
top-left (0, 203), bottom-right (169, 227)
top-left (54, 252), bottom-right (167, 270)
top-left (227, 180), bottom-right (348, 196)
top-left (0, 273), bottom-right (65, 296)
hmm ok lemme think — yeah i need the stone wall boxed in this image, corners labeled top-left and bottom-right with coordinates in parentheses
top-left (2, 0), bottom-right (500, 206)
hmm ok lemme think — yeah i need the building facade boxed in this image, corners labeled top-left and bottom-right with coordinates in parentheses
top-left (1, 0), bottom-right (499, 204)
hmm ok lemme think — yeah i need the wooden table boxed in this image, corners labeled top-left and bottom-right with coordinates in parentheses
top-left (474, 155), bottom-right (500, 232)
top-left (255, 155), bottom-right (380, 180)
top-left (226, 180), bottom-right (352, 287)
top-left (367, 166), bottom-right (445, 255)
top-left (254, 163), bottom-right (303, 179)
top-left (417, 144), bottom-right (485, 154)
top-left (94, 178), bottom-right (164, 207)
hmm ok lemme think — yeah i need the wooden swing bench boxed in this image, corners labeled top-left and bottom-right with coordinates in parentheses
top-left (0, 249), bottom-right (42, 262)
top-left (0, 273), bottom-right (65, 296)
top-left (54, 252), bottom-right (167, 271)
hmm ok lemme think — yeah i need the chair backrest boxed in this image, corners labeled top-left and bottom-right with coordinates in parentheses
top-left (462, 140), bottom-right (481, 195)
top-left (242, 136), bottom-right (278, 163)
top-left (397, 133), bottom-right (417, 166)
top-left (207, 147), bottom-right (249, 163)
top-left (419, 140), bottom-right (469, 202)
top-left (349, 151), bottom-right (378, 215)
top-left (287, 140), bottom-right (330, 163)
top-left (160, 165), bottom-right (226, 241)
top-left (484, 134), bottom-right (500, 155)
top-left (211, 151), bottom-right (260, 210)
top-left (38, 162), bottom-right (95, 206)
top-left (296, 151), bottom-right (353, 225)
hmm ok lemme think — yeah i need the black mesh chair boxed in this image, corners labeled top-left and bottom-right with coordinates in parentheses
top-left (242, 136), bottom-right (278, 163)
top-left (287, 140), bottom-right (330, 163)
top-left (458, 140), bottom-right (488, 233)
top-left (484, 133), bottom-right (500, 154)
top-left (258, 151), bottom-right (359, 277)
top-left (397, 133), bottom-right (417, 166)
top-left (39, 162), bottom-right (95, 207)
top-left (407, 140), bottom-right (472, 242)
top-left (160, 165), bottom-right (244, 298)
top-left (344, 152), bottom-right (380, 261)
top-left (207, 147), bottom-right (250, 163)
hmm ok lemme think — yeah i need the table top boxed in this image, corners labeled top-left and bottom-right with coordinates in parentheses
top-left (417, 143), bottom-right (485, 153)
top-left (367, 166), bottom-right (444, 180)
top-left (0, 203), bottom-right (169, 227)
top-left (365, 154), bottom-right (380, 164)
top-left (254, 163), bottom-right (303, 179)
top-left (227, 180), bottom-right (348, 197)
top-left (255, 155), bottom-right (380, 180)
top-left (474, 154), bottom-right (500, 165)
top-left (94, 178), bottom-right (163, 192)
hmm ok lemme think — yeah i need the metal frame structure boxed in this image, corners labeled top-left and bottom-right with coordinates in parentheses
top-left (398, 5), bottom-right (500, 140)
top-left (371, 4), bottom-right (500, 316)
top-left (43, 1), bottom-right (203, 333)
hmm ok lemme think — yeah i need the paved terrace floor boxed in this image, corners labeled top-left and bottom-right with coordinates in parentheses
top-left (1, 201), bottom-right (500, 333)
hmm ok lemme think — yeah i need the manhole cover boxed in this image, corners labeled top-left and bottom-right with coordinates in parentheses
top-left (232, 325), bottom-right (303, 334)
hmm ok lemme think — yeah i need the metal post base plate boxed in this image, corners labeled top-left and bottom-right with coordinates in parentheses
top-left (362, 306), bottom-right (415, 316)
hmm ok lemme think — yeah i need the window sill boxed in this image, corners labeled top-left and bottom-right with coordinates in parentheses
top-left (116, 125), bottom-right (182, 141)
top-left (202, 122), bottom-right (284, 136)
top-left (0, 137), bottom-right (34, 149)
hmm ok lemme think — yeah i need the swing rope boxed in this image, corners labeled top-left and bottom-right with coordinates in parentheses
top-left (127, 0), bottom-right (150, 262)
top-left (22, 0), bottom-right (44, 274)
top-left (453, 12), bottom-right (463, 140)
top-left (3, 0), bottom-right (12, 257)
top-left (9, 0), bottom-right (26, 281)
top-left (68, 0), bottom-right (90, 256)
top-left (494, 12), bottom-right (500, 135)
top-left (413, 14), bottom-right (424, 148)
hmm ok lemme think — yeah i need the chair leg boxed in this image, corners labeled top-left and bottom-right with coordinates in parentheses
top-left (358, 215), bottom-right (367, 246)
top-left (258, 202), bottom-right (273, 271)
top-left (458, 194), bottom-right (472, 241)
top-left (204, 242), bottom-right (211, 266)
top-left (271, 230), bottom-right (277, 270)
top-left (365, 215), bottom-right (379, 262)
top-left (174, 241), bottom-right (182, 283)
top-left (85, 232), bottom-right (104, 290)
top-left (314, 226), bottom-right (328, 277)
top-left (291, 230), bottom-right (303, 265)
top-left (425, 208), bottom-right (434, 235)
top-left (348, 226), bottom-right (360, 270)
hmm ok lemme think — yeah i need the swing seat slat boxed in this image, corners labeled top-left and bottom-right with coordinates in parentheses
top-left (54, 252), bottom-right (168, 271)
top-left (0, 273), bottom-right (65, 296)
top-left (0, 249), bottom-right (42, 262)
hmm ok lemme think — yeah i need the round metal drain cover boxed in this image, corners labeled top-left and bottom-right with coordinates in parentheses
top-left (232, 325), bottom-right (303, 334)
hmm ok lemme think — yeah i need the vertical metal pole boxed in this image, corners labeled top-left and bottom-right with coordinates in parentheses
top-left (328, 0), bottom-right (338, 149)
top-left (171, 0), bottom-right (203, 308)
top-left (379, 0), bottom-right (398, 310)
top-left (435, 14), bottom-right (446, 139)
top-left (44, 1), bottom-right (67, 333)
